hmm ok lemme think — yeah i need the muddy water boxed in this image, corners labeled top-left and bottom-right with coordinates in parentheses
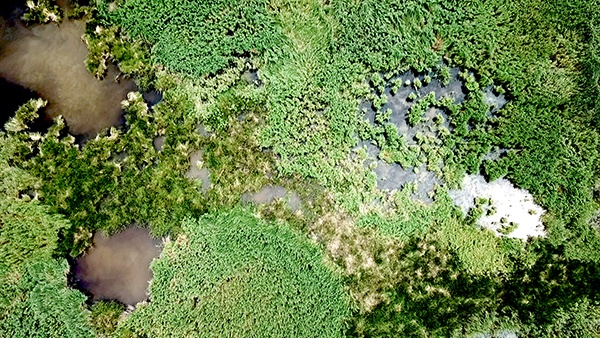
top-left (243, 185), bottom-right (302, 212)
top-left (186, 150), bottom-right (212, 191)
top-left (74, 228), bottom-right (161, 305)
top-left (0, 19), bottom-right (135, 136)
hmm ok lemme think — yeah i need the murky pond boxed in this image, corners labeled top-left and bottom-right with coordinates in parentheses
top-left (0, 14), bottom-right (135, 136)
top-left (74, 227), bottom-right (161, 305)
top-left (0, 77), bottom-right (41, 128)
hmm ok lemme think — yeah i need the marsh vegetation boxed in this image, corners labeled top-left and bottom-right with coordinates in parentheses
top-left (1, 0), bottom-right (599, 337)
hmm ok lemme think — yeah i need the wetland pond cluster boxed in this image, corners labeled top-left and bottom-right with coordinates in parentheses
top-left (1, 0), bottom-right (599, 337)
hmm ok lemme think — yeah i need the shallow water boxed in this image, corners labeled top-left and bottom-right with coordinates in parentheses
top-left (186, 150), bottom-right (212, 191)
top-left (242, 185), bottom-right (302, 211)
top-left (358, 67), bottom-right (509, 202)
top-left (0, 19), bottom-right (135, 136)
top-left (74, 227), bottom-right (161, 305)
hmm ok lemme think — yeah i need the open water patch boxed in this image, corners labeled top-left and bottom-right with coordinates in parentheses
top-left (73, 227), bottom-right (162, 306)
top-left (0, 17), bottom-right (135, 137)
top-left (186, 149), bottom-right (211, 191)
top-left (357, 67), bottom-right (510, 203)
top-left (242, 185), bottom-right (302, 212)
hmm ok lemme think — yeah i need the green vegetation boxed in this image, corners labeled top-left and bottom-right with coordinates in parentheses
top-left (89, 301), bottom-right (125, 337)
top-left (1, 0), bottom-right (599, 336)
top-left (0, 142), bottom-right (92, 337)
top-left (96, 0), bottom-right (282, 77)
top-left (116, 209), bottom-right (349, 337)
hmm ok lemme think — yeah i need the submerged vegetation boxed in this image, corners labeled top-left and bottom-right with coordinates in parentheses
top-left (1, 0), bottom-right (599, 336)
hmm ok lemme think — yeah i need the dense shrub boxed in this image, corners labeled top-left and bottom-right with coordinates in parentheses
top-left (0, 198), bottom-right (92, 337)
top-left (116, 209), bottom-right (350, 337)
top-left (97, 0), bottom-right (282, 77)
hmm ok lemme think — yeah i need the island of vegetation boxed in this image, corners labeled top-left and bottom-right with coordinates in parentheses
top-left (1, 0), bottom-right (599, 337)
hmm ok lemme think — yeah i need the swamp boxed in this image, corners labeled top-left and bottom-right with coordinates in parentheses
top-left (0, 0), bottom-right (599, 337)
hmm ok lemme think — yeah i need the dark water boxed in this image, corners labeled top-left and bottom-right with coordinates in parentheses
top-left (0, 0), bottom-right (24, 20)
top-left (74, 228), bottom-right (161, 306)
top-left (0, 77), bottom-right (40, 128)
top-left (0, 16), bottom-right (135, 137)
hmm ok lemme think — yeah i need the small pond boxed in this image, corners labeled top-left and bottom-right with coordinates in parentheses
top-left (74, 227), bottom-right (161, 306)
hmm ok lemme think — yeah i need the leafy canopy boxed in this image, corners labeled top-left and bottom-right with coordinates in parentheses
top-left (117, 208), bottom-right (349, 338)
top-left (98, 0), bottom-right (282, 76)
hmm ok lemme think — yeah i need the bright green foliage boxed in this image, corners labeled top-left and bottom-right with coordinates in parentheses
top-left (331, 0), bottom-right (440, 71)
top-left (116, 209), bottom-right (349, 337)
top-left (83, 24), bottom-right (154, 86)
top-left (0, 258), bottom-right (93, 338)
top-left (97, 0), bottom-right (282, 77)
top-left (541, 298), bottom-right (600, 337)
top-left (435, 218), bottom-right (509, 275)
top-left (0, 198), bottom-right (68, 267)
top-left (0, 199), bottom-right (92, 338)
top-left (0, 133), bottom-right (40, 199)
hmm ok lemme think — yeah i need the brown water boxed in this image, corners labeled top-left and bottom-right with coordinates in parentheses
top-left (0, 19), bottom-right (135, 136)
top-left (243, 185), bottom-right (302, 212)
top-left (186, 150), bottom-right (211, 191)
top-left (74, 227), bottom-right (161, 305)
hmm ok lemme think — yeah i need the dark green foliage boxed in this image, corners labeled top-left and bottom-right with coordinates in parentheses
top-left (97, 0), bottom-right (282, 77)
top-left (496, 241), bottom-right (600, 336)
top-left (116, 209), bottom-right (349, 337)
top-left (201, 94), bottom-right (277, 206)
top-left (4, 91), bottom-right (204, 254)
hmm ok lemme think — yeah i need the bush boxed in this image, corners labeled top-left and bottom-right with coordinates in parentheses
top-left (116, 208), bottom-right (350, 338)
top-left (0, 198), bottom-right (92, 338)
top-left (98, 0), bottom-right (282, 77)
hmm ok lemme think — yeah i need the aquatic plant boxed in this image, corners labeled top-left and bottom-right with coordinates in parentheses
top-left (22, 0), bottom-right (62, 24)
top-left (413, 78), bottom-right (422, 89)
